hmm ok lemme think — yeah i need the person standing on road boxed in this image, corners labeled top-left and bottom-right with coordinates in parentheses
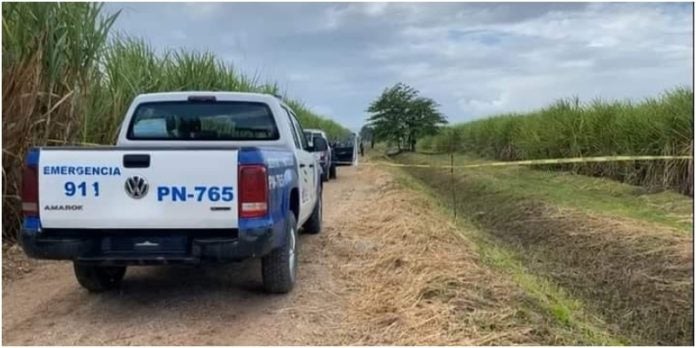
top-left (360, 141), bottom-right (364, 156)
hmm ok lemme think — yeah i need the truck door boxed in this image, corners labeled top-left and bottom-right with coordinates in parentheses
top-left (284, 108), bottom-right (317, 225)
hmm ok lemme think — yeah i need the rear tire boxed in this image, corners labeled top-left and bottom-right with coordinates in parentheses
top-left (262, 214), bottom-right (298, 294)
top-left (329, 164), bottom-right (337, 179)
top-left (302, 188), bottom-right (322, 235)
top-left (74, 263), bottom-right (126, 292)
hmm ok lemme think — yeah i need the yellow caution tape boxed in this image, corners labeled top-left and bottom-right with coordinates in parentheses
top-left (42, 141), bottom-right (691, 169)
top-left (334, 155), bottom-right (692, 169)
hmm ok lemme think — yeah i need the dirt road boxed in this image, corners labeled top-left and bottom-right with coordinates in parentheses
top-left (4, 163), bottom-right (552, 345)
top-left (4, 168), bottom-right (365, 345)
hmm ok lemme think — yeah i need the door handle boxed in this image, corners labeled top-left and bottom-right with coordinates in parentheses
top-left (308, 164), bottom-right (314, 168)
top-left (300, 164), bottom-right (306, 168)
top-left (123, 154), bottom-right (150, 168)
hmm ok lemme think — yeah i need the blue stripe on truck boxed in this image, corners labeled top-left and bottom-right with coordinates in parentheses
top-left (26, 148), bottom-right (39, 167)
top-left (23, 216), bottom-right (41, 233)
top-left (23, 150), bottom-right (41, 234)
top-left (237, 147), bottom-right (297, 249)
top-left (237, 147), bottom-right (265, 165)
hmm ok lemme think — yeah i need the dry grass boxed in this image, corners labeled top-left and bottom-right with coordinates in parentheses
top-left (320, 165), bottom-right (565, 345)
top-left (400, 162), bottom-right (694, 345)
top-left (2, 244), bottom-right (38, 283)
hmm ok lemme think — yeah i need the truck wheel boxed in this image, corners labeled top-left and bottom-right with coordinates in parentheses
top-left (262, 214), bottom-right (298, 294)
top-left (329, 164), bottom-right (337, 179)
top-left (73, 263), bottom-right (126, 292)
top-left (302, 189), bottom-right (322, 235)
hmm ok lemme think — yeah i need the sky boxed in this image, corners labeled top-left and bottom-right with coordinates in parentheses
top-left (104, 2), bottom-right (693, 131)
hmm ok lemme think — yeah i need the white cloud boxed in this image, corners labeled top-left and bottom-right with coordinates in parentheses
top-left (106, 2), bottom-right (693, 128)
top-left (363, 2), bottom-right (389, 17)
top-left (457, 93), bottom-right (510, 116)
top-left (287, 72), bottom-right (310, 82)
top-left (184, 3), bottom-right (222, 19)
top-left (559, 59), bottom-right (594, 69)
top-left (319, 3), bottom-right (393, 31)
top-left (171, 29), bottom-right (187, 41)
top-left (385, 62), bottom-right (432, 79)
top-left (321, 6), bottom-right (346, 30)
top-left (308, 104), bottom-right (335, 117)
top-left (362, 2), bottom-right (692, 120)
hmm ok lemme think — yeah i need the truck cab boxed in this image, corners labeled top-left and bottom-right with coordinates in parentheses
top-left (303, 128), bottom-right (335, 181)
top-left (20, 92), bottom-right (323, 294)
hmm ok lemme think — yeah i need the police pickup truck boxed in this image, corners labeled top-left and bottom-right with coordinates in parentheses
top-left (304, 129), bottom-right (335, 181)
top-left (20, 92), bottom-right (323, 294)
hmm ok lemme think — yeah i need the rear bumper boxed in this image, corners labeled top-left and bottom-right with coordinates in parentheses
top-left (20, 224), bottom-right (276, 265)
top-left (333, 147), bottom-right (354, 164)
top-left (334, 154), bottom-right (354, 165)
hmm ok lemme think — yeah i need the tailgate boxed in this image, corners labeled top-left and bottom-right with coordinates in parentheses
top-left (38, 150), bottom-right (239, 229)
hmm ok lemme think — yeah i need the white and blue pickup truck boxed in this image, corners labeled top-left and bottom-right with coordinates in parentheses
top-left (304, 128), bottom-right (335, 181)
top-left (19, 92), bottom-right (323, 294)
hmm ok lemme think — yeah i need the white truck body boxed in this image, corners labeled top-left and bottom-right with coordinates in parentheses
top-left (38, 150), bottom-right (240, 229)
top-left (21, 91), bottom-right (325, 293)
top-left (36, 92), bottom-right (320, 229)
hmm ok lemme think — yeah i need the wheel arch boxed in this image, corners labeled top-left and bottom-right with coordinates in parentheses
top-left (289, 186), bottom-right (299, 222)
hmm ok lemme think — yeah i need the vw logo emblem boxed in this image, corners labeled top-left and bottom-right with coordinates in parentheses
top-left (124, 175), bottom-right (149, 199)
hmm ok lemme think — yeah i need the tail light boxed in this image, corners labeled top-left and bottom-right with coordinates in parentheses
top-left (22, 165), bottom-right (39, 217)
top-left (239, 165), bottom-right (268, 218)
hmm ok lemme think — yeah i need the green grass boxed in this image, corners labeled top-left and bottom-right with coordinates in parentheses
top-left (398, 152), bottom-right (693, 233)
top-left (389, 163), bottom-right (628, 345)
top-left (420, 90), bottom-right (694, 194)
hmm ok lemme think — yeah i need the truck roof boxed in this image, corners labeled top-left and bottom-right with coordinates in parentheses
top-left (132, 91), bottom-right (282, 105)
top-left (304, 129), bottom-right (327, 136)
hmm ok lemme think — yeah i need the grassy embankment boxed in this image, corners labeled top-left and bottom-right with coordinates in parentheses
top-left (408, 91), bottom-right (693, 344)
top-left (332, 154), bottom-right (629, 345)
top-left (2, 3), bottom-right (350, 241)
top-left (389, 151), bottom-right (693, 345)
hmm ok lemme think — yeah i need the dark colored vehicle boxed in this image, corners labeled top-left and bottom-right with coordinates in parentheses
top-left (332, 136), bottom-right (357, 166)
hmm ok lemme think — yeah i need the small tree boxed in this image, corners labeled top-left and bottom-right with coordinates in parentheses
top-left (359, 125), bottom-right (375, 149)
top-left (366, 82), bottom-right (446, 151)
top-left (405, 96), bottom-right (446, 151)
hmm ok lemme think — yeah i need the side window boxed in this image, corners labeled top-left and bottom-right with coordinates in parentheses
top-left (283, 107), bottom-right (301, 149)
top-left (289, 111), bottom-right (309, 150)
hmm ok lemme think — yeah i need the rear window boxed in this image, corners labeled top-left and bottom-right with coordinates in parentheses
top-left (127, 101), bottom-right (279, 141)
